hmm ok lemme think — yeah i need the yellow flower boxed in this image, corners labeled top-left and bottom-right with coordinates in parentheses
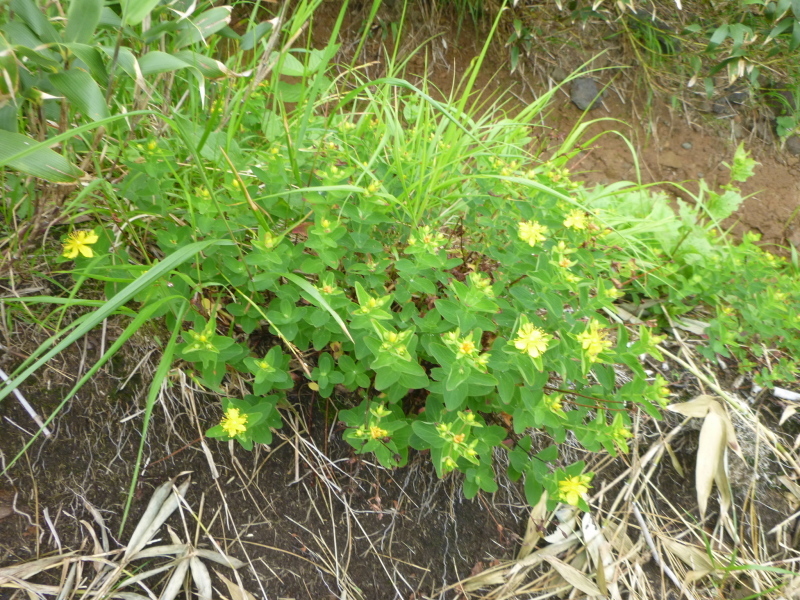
top-left (513, 322), bottom-right (552, 359)
top-left (563, 209), bottom-right (588, 230)
top-left (468, 272), bottom-right (494, 296)
top-left (558, 256), bottom-right (576, 269)
top-left (558, 474), bottom-right (592, 506)
top-left (62, 230), bottom-right (99, 259)
top-left (518, 220), bottom-right (549, 247)
top-left (457, 339), bottom-right (477, 358)
top-left (220, 407), bottom-right (248, 438)
top-left (544, 393), bottom-right (566, 416)
top-left (576, 319), bottom-right (613, 362)
top-left (370, 425), bottom-right (389, 439)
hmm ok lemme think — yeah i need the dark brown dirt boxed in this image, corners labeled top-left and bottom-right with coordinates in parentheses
top-left (0, 326), bottom-right (531, 599)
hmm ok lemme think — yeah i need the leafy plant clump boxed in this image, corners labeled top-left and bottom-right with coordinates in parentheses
top-left (77, 85), bottom-right (677, 509)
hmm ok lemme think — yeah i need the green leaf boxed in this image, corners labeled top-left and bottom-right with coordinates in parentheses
top-left (10, 0), bottom-right (60, 44)
top-left (445, 363), bottom-right (471, 392)
top-left (706, 190), bottom-right (743, 222)
top-left (240, 20), bottom-right (274, 51)
top-left (65, 0), bottom-right (103, 43)
top-left (120, 0), bottom-right (162, 27)
top-left (0, 130), bottom-right (84, 182)
top-left (98, 6), bottom-right (122, 28)
top-left (173, 50), bottom-right (230, 78)
top-left (411, 422), bottom-right (447, 449)
top-left (50, 69), bottom-right (110, 121)
top-left (274, 51), bottom-right (306, 77)
top-left (282, 272), bottom-right (353, 342)
top-left (792, 19), bottom-right (800, 51)
top-left (138, 51), bottom-right (191, 76)
top-left (708, 23), bottom-right (730, 49)
top-left (65, 43), bottom-right (109, 85)
top-left (174, 7), bottom-right (232, 49)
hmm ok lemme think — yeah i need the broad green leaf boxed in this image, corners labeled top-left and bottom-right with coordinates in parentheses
top-left (1, 22), bottom-right (37, 49)
top-left (64, 43), bottom-right (109, 85)
top-left (50, 69), bottom-right (110, 121)
top-left (793, 20), bottom-right (800, 51)
top-left (273, 51), bottom-right (306, 77)
top-left (0, 130), bottom-right (84, 182)
top-left (10, 0), bottom-right (60, 44)
top-left (0, 34), bottom-right (18, 98)
top-left (142, 20), bottom-right (182, 44)
top-left (138, 51), bottom-right (190, 76)
top-left (120, 0), bottom-right (162, 26)
top-left (98, 6), bottom-right (122, 27)
top-left (708, 24), bottom-right (729, 49)
top-left (766, 18), bottom-right (793, 43)
top-left (65, 0), bottom-right (103, 43)
top-left (173, 50), bottom-right (232, 78)
top-left (0, 104), bottom-right (19, 133)
top-left (11, 44), bottom-right (60, 71)
top-left (100, 45), bottom-right (139, 79)
top-left (174, 7), bottom-right (232, 49)
top-left (240, 20), bottom-right (274, 51)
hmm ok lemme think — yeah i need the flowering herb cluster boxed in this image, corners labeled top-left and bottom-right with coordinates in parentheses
top-left (65, 87), bottom-right (797, 511)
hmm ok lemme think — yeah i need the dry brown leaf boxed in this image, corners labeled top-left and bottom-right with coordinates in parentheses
top-left (667, 394), bottom-right (715, 418)
top-left (544, 506), bottom-right (578, 544)
top-left (779, 475), bottom-right (800, 502)
top-left (542, 555), bottom-right (601, 596)
top-left (665, 440), bottom-right (685, 477)
top-left (518, 490), bottom-right (548, 560)
top-left (783, 575), bottom-right (800, 599)
top-left (0, 555), bottom-right (72, 581)
top-left (661, 538), bottom-right (715, 579)
top-left (672, 316), bottom-right (710, 335)
top-left (696, 401), bottom-right (728, 518)
top-left (582, 513), bottom-right (620, 599)
top-left (780, 404), bottom-right (798, 426)
top-left (602, 521), bottom-right (635, 557)
top-left (215, 570), bottom-right (256, 600)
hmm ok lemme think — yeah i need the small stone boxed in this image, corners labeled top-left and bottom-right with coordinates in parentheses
top-left (786, 135), bottom-right (800, 156)
top-left (697, 172), bottom-right (704, 178)
top-left (712, 98), bottom-right (735, 115)
top-left (712, 86), bottom-right (749, 115)
top-left (681, 142), bottom-right (692, 150)
top-left (551, 66), bottom-right (568, 82)
top-left (570, 78), bottom-right (603, 111)
top-left (659, 150), bottom-right (683, 170)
